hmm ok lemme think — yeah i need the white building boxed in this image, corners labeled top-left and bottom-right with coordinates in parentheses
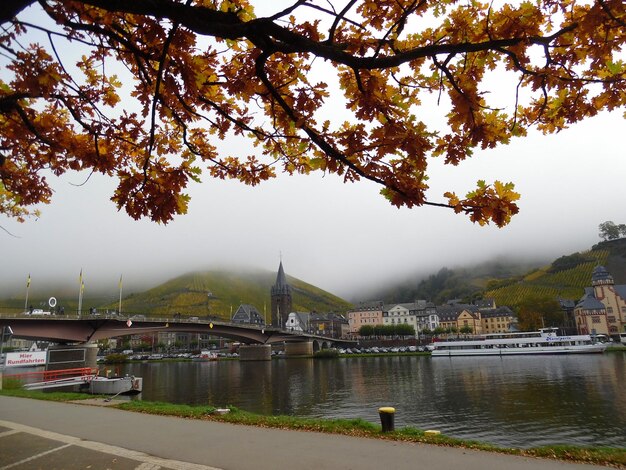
top-left (383, 303), bottom-right (419, 334)
top-left (382, 301), bottom-right (440, 337)
top-left (285, 312), bottom-right (310, 332)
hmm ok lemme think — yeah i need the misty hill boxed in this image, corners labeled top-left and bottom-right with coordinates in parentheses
top-left (112, 270), bottom-right (352, 319)
top-left (485, 238), bottom-right (626, 308)
top-left (0, 269), bottom-right (352, 318)
top-left (368, 258), bottom-right (544, 305)
top-left (370, 238), bottom-right (626, 309)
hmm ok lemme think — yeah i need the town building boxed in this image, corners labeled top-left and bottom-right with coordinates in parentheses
top-left (4, 337), bottom-right (35, 351)
top-left (346, 301), bottom-right (384, 336)
top-left (480, 306), bottom-right (516, 334)
top-left (437, 302), bottom-right (483, 334)
top-left (409, 300), bottom-right (439, 333)
top-left (285, 312), bottom-right (310, 333)
top-left (309, 312), bottom-right (349, 339)
top-left (574, 266), bottom-right (626, 336)
top-left (231, 304), bottom-right (265, 325)
top-left (474, 298), bottom-right (496, 309)
top-left (382, 303), bottom-right (419, 333)
top-left (574, 289), bottom-right (608, 335)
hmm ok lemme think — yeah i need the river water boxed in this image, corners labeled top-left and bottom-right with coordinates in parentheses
top-left (119, 354), bottom-right (626, 449)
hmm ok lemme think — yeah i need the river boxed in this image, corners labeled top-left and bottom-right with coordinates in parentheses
top-left (118, 353), bottom-right (626, 449)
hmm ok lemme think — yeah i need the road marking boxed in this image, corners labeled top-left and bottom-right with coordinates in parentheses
top-left (0, 443), bottom-right (71, 470)
top-left (0, 420), bottom-right (222, 470)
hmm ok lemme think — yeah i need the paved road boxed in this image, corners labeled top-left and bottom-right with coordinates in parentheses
top-left (0, 396), bottom-right (611, 470)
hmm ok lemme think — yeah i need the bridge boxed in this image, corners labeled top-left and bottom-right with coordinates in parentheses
top-left (0, 314), bottom-right (354, 359)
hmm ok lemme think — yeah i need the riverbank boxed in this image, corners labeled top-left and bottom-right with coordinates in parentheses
top-left (0, 388), bottom-right (623, 468)
top-left (3, 394), bottom-right (618, 470)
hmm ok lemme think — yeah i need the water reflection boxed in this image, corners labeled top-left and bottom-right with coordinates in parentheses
top-left (121, 354), bottom-right (626, 448)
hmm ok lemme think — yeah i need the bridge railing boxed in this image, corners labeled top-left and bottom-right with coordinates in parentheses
top-left (0, 312), bottom-right (347, 340)
top-left (0, 312), bottom-right (267, 330)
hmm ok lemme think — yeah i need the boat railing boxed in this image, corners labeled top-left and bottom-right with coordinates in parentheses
top-left (3, 367), bottom-right (97, 383)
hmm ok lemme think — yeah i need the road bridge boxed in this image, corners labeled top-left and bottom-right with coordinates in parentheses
top-left (0, 314), bottom-right (354, 353)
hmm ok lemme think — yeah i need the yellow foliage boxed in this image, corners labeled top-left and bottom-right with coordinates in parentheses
top-left (1, 1), bottom-right (624, 225)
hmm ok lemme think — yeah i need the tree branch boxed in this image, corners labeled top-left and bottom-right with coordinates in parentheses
top-left (71, 0), bottom-right (581, 72)
top-left (0, 0), bottom-right (35, 23)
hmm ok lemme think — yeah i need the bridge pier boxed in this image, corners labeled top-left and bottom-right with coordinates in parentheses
top-left (239, 344), bottom-right (272, 361)
top-left (46, 343), bottom-right (98, 371)
top-left (284, 340), bottom-right (313, 356)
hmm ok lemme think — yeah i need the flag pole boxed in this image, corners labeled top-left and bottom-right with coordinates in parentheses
top-left (77, 269), bottom-right (83, 317)
top-left (24, 274), bottom-right (31, 312)
top-left (118, 275), bottom-right (123, 316)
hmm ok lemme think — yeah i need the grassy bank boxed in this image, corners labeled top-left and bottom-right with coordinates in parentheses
top-left (0, 387), bottom-right (102, 402)
top-left (2, 387), bottom-right (621, 468)
top-left (109, 401), bottom-right (626, 467)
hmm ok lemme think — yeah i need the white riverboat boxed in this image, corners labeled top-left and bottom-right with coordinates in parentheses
top-left (430, 328), bottom-right (608, 357)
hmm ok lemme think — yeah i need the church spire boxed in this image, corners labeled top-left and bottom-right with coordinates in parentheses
top-left (271, 260), bottom-right (292, 328)
top-left (275, 261), bottom-right (288, 288)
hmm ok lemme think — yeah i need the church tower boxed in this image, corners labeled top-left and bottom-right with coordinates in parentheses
top-left (271, 261), bottom-right (292, 328)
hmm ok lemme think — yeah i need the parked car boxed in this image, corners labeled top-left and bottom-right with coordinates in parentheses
top-left (27, 309), bottom-right (51, 316)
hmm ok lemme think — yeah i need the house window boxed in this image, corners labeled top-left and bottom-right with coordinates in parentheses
top-left (592, 317), bottom-right (601, 324)
top-left (608, 316), bottom-right (616, 323)
top-left (607, 307), bottom-right (613, 314)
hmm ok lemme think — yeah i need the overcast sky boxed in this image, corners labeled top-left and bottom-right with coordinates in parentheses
top-left (3, 109), bottom-right (623, 301)
top-left (2, 2), bottom-right (625, 303)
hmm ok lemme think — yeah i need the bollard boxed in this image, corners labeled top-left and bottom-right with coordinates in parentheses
top-left (378, 407), bottom-right (395, 433)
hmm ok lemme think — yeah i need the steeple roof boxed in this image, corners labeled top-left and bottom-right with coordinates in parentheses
top-left (592, 265), bottom-right (614, 285)
top-left (275, 261), bottom-right (288, 287)
top-left (271, 261), bottom-right (292, 297)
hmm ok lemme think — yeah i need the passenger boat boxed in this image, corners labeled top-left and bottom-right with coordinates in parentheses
top-left (430, 328), bottom-right (608, 357)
